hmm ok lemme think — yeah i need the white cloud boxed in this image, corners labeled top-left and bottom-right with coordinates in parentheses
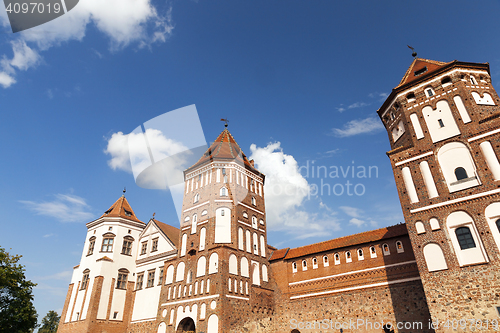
top-left (337, 107), bottom-right (346, 113)
top-left (340, 206), bottom-right (363, 218)
top-left (1, 0), bottom-right (174, 87)
top-left (0, 71), bottom-right (15, 88)
top-left (331, 117), bottom-right (384, 137)
top-left (348, 102), bottom-right (369, 109)
top-left (35, 270), bottom-right (73, 281)
top-left (20, 194), bottom-right (94, 223)
top-left (249, 142), bottom-right (340, 238)
top-left (349, 217), bottom-right (365, 227)
top-left (105, 129), bottom-right (190, 189)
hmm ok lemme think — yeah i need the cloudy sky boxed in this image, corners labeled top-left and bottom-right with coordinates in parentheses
top-left (1, 0), bottom-right (500, 324)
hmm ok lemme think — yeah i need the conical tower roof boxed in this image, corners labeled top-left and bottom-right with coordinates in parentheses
top-left (99, 195), bottom-right (143, 223)
top-left (185, 128), bottom-right (262, 176)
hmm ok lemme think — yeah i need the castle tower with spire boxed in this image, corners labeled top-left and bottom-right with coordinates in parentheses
top-left (152, 127), bottom-right (273, 333)
top-left (377, 57), bottom-right (500, 324)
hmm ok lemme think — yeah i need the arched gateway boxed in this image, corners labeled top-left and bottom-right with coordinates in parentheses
top-left (176, 317), bottom-right (196, 333)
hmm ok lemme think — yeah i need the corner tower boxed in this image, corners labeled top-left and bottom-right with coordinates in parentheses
top-left (157, 127), bottom-right (274, 333)
top-left (58, 194), bottom-right (145, 333)
top-left (378, 58), bottom-right (500, 325)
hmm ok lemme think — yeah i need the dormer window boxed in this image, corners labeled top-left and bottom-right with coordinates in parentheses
top-left (104, 207), bottom-right (113, 215)
top-left (414, 66), bottom-right (428, 76)
top-left (123, 209), bottom-right (132, 217)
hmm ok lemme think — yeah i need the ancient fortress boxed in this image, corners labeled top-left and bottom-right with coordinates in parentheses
top-left (57, 58), bottom-right (500, 332)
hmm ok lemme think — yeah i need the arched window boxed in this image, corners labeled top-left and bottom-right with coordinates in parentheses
top-left (246, 230), bottom-right (251, 253)
top-left (209, 252), bottom-right (218, 274)
top-left (116, 268), bottom-right (129, 289)
top-left (194, 193), bottom-right (199, 203)
top-left (441, 76), bottom-right (452, 86)
top-left (187, 270), bottom-right (193, 284)
top-left (292, 262), bottom-right (297, 273)
top-left (241, 257), bottom-right (249, 277)
top-left (252, 216), bottom-right (258, 229)
top-left (87, 237), bottom-right (96, 256)
top-left (406, 92), bottom-right (416, 102)
top-left (220, 187), bottom-right (227, 196)
top-left (191, 214), bottom-right (198, 234)
top-left (196, 256), bottom-right (206, 277)
top-left (312, 257), bottom-right (318, 269)
top-left (396, 241), bottom-right (404, 253)
top-left (251, 197), bottom-right (256, 206)
top-left (253, 233), bottom-right (259, 255)
top-left (302, 260), bottom-right (307, 270)
top-left (323, 255), bottom-right (329, 266)
top-left (165, 265), bottom-right (174, 284)
top-left (346, 251), bottom-right (352, 263)
top-left (357, 249), bottom-right (364, 260)
top-left (454, 167), bottom-right (468, 181)
top-left (423, 243), bottom-right (448, 272)
top-left (334, 253), bottom-right (340, 265)
top-left (262, 265), bottom-right (268, 282)
top-left (121, 236), bottom-right (134, 255)
top-left (81, 269), bottom-right (90, 290)
top-left (243, 212), bottom-right (248, 218)
top-left (370, 246), bottom-right (377, 258)
top-left (176, 262), bottom-right (185, 282)
top-left (229, 254), bottom-right (238, 275)
top-left (181, 234), bottom-right (187, 256)
top-left (415, 221), bottom-right (425, 234)
top-left (455, 227), bottom-right (476, 250)
top-left (383, 244), bottom-right (390, 255)
top-left (260, 235), bottom-right (266, 257)
top-left (470, 75), bottom-right (477, 85)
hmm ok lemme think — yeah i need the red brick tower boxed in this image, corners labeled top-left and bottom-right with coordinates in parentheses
top-left (378, 58), bottom-right (500, 328)
top-left (157, 126), bottom-right (274, 333)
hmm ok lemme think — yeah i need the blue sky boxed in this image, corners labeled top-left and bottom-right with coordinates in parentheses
top-left (1, 0), bottom-right (500, 325)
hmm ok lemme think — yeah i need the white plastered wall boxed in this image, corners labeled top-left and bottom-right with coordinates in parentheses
top-left (422, 100), bottom-right (460, 143)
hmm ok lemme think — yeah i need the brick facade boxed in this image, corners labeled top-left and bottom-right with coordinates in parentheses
top-left (58, 58), bottom-right (500, 333)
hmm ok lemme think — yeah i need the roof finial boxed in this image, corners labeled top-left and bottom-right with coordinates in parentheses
top-left (152, 212), bottom-right (156, 219)
top-left (221, 118), bottom-right (229, 128)
top-left (407, 45), bottom-right (417, 58)
top-left (122, 187), bottom-right (126, 197)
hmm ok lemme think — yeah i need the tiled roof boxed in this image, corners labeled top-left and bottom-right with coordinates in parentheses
top-left (397, 58), bottom-right (450, 88)
top-left (153, 219), bottom-right (180, 248)
top-left (99, 196), bottom-right (143, 223)
top-left (185, 128), bottom-right (262, 176)
top-left (283, 224), bottom-right (408, 260)
top-left (269, 248), bottom-right (289, 261)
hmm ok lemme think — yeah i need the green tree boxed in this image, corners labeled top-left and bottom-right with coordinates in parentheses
top-left (38, 310), bottom-right (60, 333)
top-left (0, 246), bottom-right (38, 333)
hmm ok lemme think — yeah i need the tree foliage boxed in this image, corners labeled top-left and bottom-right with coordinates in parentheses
top-left (0, 246), bottom-right (38, 333)
top-left (38, 310), bottom-right (60, 333)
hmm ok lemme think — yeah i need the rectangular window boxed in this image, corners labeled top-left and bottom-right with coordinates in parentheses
top-left (141, 242), bottom-right (147, 255)
top-left (158, 268), bottom-right (164, 285)
top-left (121, 240), bottom-right (132, 255)
top-left (113, 312), bottom-right (118, 319)
top-left (136, 273), bottom-right (144, 290)
top-left (151, 238), bottom-right (159, 252)
top-left (438, 119), bottom-right (445, 128)
top-left (147, 271), bottom-right (155, 288)
top-left (426, 88), bottom-right (434, 97)
top-left (116, 273), bottom-right (127, 289)
top-left (87, 239), bottom-right (95, 256)
top-left (101, 238), bottom-right (114, 252)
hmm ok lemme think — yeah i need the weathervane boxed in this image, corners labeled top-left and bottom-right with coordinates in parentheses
top-left (221, 118), bottom-right (229, 127)
top-left (407, 45), bottom-right (417, 58)
top-left (152, 212), bottom-right (156, 219)
top-left (122, 187), bottom-right (126, 196)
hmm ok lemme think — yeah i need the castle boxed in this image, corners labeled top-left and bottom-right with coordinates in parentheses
top-left (57, 57), bottom-right (500, 333)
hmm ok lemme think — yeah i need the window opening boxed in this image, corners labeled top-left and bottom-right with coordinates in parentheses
top-left (438, 119), bottom-right (444, 127)
top-left (454, 167), bottom-right (468, 181)
top-left (455, 227), bottom-right (476, 250)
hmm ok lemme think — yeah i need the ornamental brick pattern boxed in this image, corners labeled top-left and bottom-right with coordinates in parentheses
top-left (58, 58), bottom-right (500, 333)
